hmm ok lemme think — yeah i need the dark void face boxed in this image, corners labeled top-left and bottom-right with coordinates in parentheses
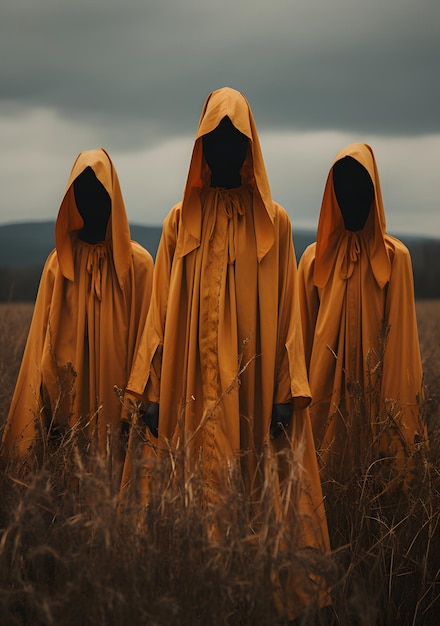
top-left (202, 116), bottom-right (249, 188)
top-left (73, 167), bottom-right (111, 244)
top-left (333, 156), bottom-right (374, 231)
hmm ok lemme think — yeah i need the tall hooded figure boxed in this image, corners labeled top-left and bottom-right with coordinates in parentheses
top-left (123, 88), bottom-right (329, 592)
top-left (298, 143), bottom-right (427, 479)
top-left (2, 149), bottom-right (154, 475)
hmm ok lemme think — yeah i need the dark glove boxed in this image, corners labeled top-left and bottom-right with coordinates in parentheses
top-left (270, 402), bottom-right (293, 439)
top-left (141, 402), bottom-right (159, 438)
top-left (120, 420), bottom-right (130, 447)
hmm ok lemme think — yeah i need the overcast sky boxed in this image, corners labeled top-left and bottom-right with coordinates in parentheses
top-left (1, 0), bottom-right (439, 238)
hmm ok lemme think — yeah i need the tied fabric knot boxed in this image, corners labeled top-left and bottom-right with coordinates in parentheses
top-left (208, 188), bottom-right (245, 263)
top-left (339, 231), bottom-right (361, 280)
top-left (86, 244), bottom-right (107, 301)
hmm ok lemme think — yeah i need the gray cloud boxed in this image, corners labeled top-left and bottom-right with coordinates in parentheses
top-left (0, 0), bottom-right (439, 239)
top-left (1, 0), bottom-right (439, 148)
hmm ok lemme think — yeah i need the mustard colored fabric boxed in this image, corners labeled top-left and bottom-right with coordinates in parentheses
top-left (298, 143), bottom-right (426, 474)
top-left (3, 149), bottom-right (153, 460)
top-left (125, 88), bottom-right (329, 557)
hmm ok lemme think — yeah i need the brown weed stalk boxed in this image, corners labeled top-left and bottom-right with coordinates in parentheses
top-left (0, 301), bottom-right (439, 625)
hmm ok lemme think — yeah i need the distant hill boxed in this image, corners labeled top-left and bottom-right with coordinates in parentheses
top-left (0, 221), bottom-right (439, 301)
top-left (0, 222), bottom-right (164, 268)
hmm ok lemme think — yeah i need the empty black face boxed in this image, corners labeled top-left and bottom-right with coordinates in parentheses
top-left (333, 156), bottom-right (374, 231)
top-left (74, 167), bottom-right (111, 244)
top-left (202, 116), bottom-right (249, 188)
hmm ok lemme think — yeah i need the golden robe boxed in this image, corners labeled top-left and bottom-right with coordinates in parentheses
top-left (298, 143), bottom-right (426, 475)
top-left (3, 149), bottom-right (153, 464)
top-left (124, 88), bottom-right (329, 562)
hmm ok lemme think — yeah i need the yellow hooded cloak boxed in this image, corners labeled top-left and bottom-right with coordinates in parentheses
top-left (3, 149), bottom-right (154, 465)
top-left (124, 88), bottom-right (329, 560)
top-left (298, 143), bottom-right (426, 476)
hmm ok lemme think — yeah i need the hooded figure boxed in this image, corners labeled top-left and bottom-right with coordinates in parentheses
top-left (123, 88), bottom-right (329, 576)
top-left (3, 149), bottom-right (154, 471)
top-left (298, 143), bottom-right (426, 478)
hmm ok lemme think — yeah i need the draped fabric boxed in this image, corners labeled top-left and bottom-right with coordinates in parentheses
top-left (123, 89), bottom-right (329, 569)
top-left (298, 143), bottom-right (426, 476)
top-left (3, 149), bottom-right (153, 466)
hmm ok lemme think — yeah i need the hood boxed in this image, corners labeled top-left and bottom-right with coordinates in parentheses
top-left (314, 143), bottom-right (391, 289)
top-left (55, 148), bottom-right (132, 288)
top-left (179, 86), bottom-right (275, 260)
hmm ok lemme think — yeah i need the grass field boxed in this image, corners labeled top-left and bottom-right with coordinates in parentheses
top-left (0, 301), bottom-right (439, 625)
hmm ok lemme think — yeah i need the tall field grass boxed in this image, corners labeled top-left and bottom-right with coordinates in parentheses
top-left (0, 301), bottom-right (439, 625)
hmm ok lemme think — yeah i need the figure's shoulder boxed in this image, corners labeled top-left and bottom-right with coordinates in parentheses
top-left (384, 234), bottom-right (415, 281)
top-left (385, 234), bottom-right (411, 256)
top-left (45, 248), bottom-right (57, 263)
top-left (299, 242), bottom-right (317, 268)
top-left (163, 203), bottom-right (182, 229)
top-left (32, 249), bottom-right (59, 295)
top-left (385, 234), bottom-right (412, 266)
top-left (272, 201), bottom-right (290, 225)
top-left (130, 240), bottom-right (154, 269)
top-left (270, 203), bottom-right (295, 248)
top-left (301, 241), bottom-right (317, 259)
top-left (155, 202), bottom-right (180, 243)
top-left (43, 249), bottom-right (59, 275)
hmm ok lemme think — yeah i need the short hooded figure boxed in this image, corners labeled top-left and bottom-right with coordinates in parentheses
top-left (298, 143), bottom-right (427, 480)
top-left (123, 89), bottom-right (330, 613)
top-left (2, 149), bottom-right (154, 477)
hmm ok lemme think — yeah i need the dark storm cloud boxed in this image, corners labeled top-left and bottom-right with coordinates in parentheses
top-left (1, 0), bottom-right (439, 237)
top-left (1, 0), bottom-right (439, 149)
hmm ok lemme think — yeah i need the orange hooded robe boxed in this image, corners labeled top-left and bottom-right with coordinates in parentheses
top-left (124, 88), bottom-right (329, 559)
top-left (298, 143), bottom-right (426, 476)
top-left (3, 149), bottom-right (153, 465)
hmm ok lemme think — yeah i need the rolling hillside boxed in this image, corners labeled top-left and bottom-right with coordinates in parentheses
top-left (0, 221), bottom-right (438, 301)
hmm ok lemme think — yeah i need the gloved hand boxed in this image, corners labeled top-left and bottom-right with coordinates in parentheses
top-left (120, 420), bottom-right (130, 448)
top-left (142, 402), bottom-right (159, 438)
top-left (270, 402), bottom-right (293, 439)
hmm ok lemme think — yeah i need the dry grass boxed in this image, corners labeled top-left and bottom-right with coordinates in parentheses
top-left (416, 300), bottom-right (440, 432)
top-left (0, 301), bottom-right (439, 625)
top-left (0, 303), bottom-right (33, 419)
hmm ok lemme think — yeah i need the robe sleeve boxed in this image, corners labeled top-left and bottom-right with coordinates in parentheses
top-left (126, 207), bottom-right (178, 401)
top-left (2, 251), bottom-right (57, 457)
top-left (382, 238), bottom-right (426, 445)
top-left (129, 242), bottom-right (154, 362)
top-left (275, 208), bottom-right (311, 407)
top-left (297, 244), bottom-right (320, 372)
top-left (120, 242), bottom-right (155, 420)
